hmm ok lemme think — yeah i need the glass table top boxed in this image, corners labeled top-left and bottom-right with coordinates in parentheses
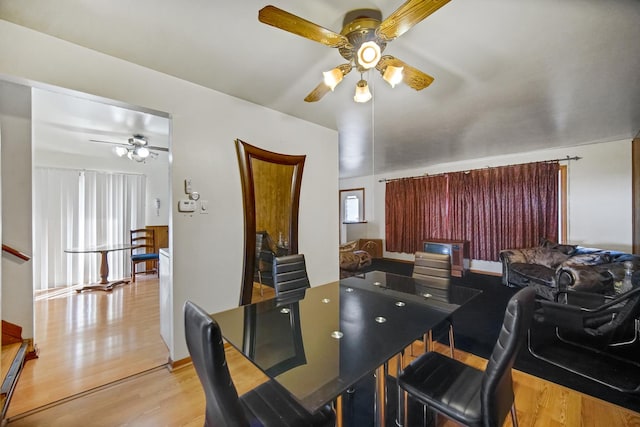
top-left (212, 270), bottom-right (481, 413)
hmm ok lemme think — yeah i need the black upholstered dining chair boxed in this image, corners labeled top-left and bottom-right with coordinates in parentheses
top-left (255, 231), bottom-right (277, 296)
top-left (272, 254), bottom-right (311, 300)
top-left (398, 286), bottom-right (536, 427)
top-left (183, 300), bottom-right (335, 427)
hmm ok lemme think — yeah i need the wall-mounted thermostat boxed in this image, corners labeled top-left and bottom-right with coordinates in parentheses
top-left (178, 200), bottom-right (196, 212)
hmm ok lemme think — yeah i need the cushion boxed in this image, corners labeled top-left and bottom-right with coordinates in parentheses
top-left (562, 252), bottom-right (611, 267)
top-left (132, 253), bottom-right (159, 261)
top-left (339, 250), bottom-right (371, 271)
top-left (339, 240), bottom-right (358, 252)
top-left (541, 239), bottom-right (578, 256)
top-left (522, 247), bottom-right (570, 268)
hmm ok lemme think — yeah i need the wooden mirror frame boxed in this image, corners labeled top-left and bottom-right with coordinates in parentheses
top-left (236, 139), bottom-right (306, 305)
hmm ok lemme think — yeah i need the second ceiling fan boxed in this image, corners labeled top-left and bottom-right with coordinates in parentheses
top-left (258, 0), bottom-right (451, 102)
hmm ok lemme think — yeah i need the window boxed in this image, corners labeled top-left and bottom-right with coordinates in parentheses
top-left (340, 188), bottom-right (365, 223)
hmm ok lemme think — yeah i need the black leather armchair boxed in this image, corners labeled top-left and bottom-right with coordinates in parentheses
top-left (527, 279), bottom-right (640, 393)
top-left (183, 300), bottom-right (335, 427)
top-left (398, 287), bottom-right (536, 427)
top-left (534, 286), bottom-right (640, 346)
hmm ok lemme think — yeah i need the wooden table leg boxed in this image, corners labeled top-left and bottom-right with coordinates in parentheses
top-left (99, 251), bottom-right (109, 284)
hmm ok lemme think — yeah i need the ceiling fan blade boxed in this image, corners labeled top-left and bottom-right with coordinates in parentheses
top-left (89, 138), bottom-right (168, 152)
top-left (377, 0), bottom-right (451, 42)
top-left (304, 82), bottom-right (331, 103)
top-left (304, 64), bottom-right (353, 102)
top-left (377, 56), bottom-right (434, 90)
top-left (259, 5), bottom-right (351, 49)
top-left (147, 145), bottom-right (169, 152)
top-left (89, 138), bottom-right (130, 146)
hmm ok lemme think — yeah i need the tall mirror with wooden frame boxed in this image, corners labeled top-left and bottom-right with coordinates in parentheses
top-left (236, 139), bottom-right (306, 305)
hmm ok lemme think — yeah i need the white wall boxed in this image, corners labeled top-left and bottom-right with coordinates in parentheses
top-left (0, 20), bottom-right (339, 361)
top-left (341, 138), bottom-right (633, 273)
top-left (0, 80), bottom-right (33, 335)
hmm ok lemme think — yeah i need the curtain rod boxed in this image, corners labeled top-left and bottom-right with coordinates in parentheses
top-left (378, 155), bottom-right (582, 183)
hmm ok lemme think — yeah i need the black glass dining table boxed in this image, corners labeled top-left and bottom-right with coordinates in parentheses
top-left (212, 270), bottom-right (481, 427)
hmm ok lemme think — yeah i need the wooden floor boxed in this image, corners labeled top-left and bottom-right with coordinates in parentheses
top-left (5, 281), bottom-right (640, 426)
top-left (5, 275), bottom-right (169, 418)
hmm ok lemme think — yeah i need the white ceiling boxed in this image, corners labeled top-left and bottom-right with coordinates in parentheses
top-left (2, 0), bottom-right (639, 178)
top-left (32, 89), bottom-right (170, 159)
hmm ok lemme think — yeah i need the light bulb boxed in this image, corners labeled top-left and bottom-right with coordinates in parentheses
top-left (354, 79), bottom-right (372, 103)
top-left (136, 147), bottom-right (150, 158)
top-left (382, 65), bottom-right (404, 88)
top-left (113, 146), bottom-right (128, 157)
top-left (322, 68), bottom-right (343, 91)
top-left (357, 41), bottom-right (381, 70)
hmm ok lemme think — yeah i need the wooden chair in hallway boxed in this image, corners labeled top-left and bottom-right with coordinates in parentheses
top-left (130, 228), bottom-right (159, 282)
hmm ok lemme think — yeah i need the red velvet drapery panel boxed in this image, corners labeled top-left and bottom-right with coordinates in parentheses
top-left (385, 162), bottom-right (559, 261)
top-left (385, 175), bottom-right (448, 254)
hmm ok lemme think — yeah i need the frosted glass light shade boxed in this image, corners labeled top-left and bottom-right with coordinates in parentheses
top-left (136, 147), bottom-right (150, 158)
top-left (113, 146), bottom-right (128, 157)
top-left (354, 79), bottom-right (372, 103)
top-left (383, 65), bottom-right (404, 88)
top-left (323, 68), bottom-right (343, 90)
top-left (357, 41), bottom-right (381, 70)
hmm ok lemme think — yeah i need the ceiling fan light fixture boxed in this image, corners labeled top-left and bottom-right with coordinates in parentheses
top-left (323, 68), bottom-right (343, 91)
top-left (382, 65), bottom-right (404, 88)
top-left (357, 41), bottom-right (381, 69)
top-left (136, 146), bottom-right (150, 158)
top-left (113, 146), bottom-right (128, 157)
top-left (354, 79), bottom-right (372, 103)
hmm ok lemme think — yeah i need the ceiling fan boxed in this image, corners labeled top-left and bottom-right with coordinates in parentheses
top-left (258, 0), bottom-right (451, 102)
top-left (89, 134), bottom-right (168, 162)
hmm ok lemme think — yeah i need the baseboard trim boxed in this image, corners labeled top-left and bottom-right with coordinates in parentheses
top-left (167, 356), bottom-right (191, 371)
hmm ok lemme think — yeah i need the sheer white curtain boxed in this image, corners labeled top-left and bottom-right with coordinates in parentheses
top-left (33, 168), bottom-right (146, 290)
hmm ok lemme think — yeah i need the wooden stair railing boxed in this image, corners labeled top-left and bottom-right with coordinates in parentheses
top-left (1, 244), bottom-right (30, 261)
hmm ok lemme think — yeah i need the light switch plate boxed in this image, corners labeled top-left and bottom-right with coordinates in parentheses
top-left (199, 200), bottom-right (209, 214)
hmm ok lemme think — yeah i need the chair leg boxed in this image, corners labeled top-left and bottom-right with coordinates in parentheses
top-left (510, 402), bottom-right (519, 427)
top-left (448, 323), bottom-right (455, 358)
top-left (396, 351), bottom-right (404, 427)
top-left (334, 395), bottom-right (343, 427)
top-left (131, 261), bottom-right (136, 282)
top-left (424, 330), bottom-right (434, 352)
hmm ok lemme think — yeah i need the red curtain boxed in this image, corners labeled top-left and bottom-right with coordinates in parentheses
top-left (385, 175), bottom-right (448, 254)
top-left (385, 162), bottom-right (559, 261)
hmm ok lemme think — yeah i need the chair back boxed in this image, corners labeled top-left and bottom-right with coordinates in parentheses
top-left (272, 254), bottom-right (310, 298)
top-left (130, 228), bottom-right (156, 256)
top-left (481, 287), bottom-right (536, 426)
top-left (413, 251), bottom-right (451, 287)
top-left (539, 284), bottom-right (640, 344)
top-left (184, 301), bottom-right (248, 427)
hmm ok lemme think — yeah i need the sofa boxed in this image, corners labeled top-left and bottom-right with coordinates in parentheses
top-left (499, 240), bottom-right (640, 301)
top-left (339, 240), bottom-right (373, 273)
